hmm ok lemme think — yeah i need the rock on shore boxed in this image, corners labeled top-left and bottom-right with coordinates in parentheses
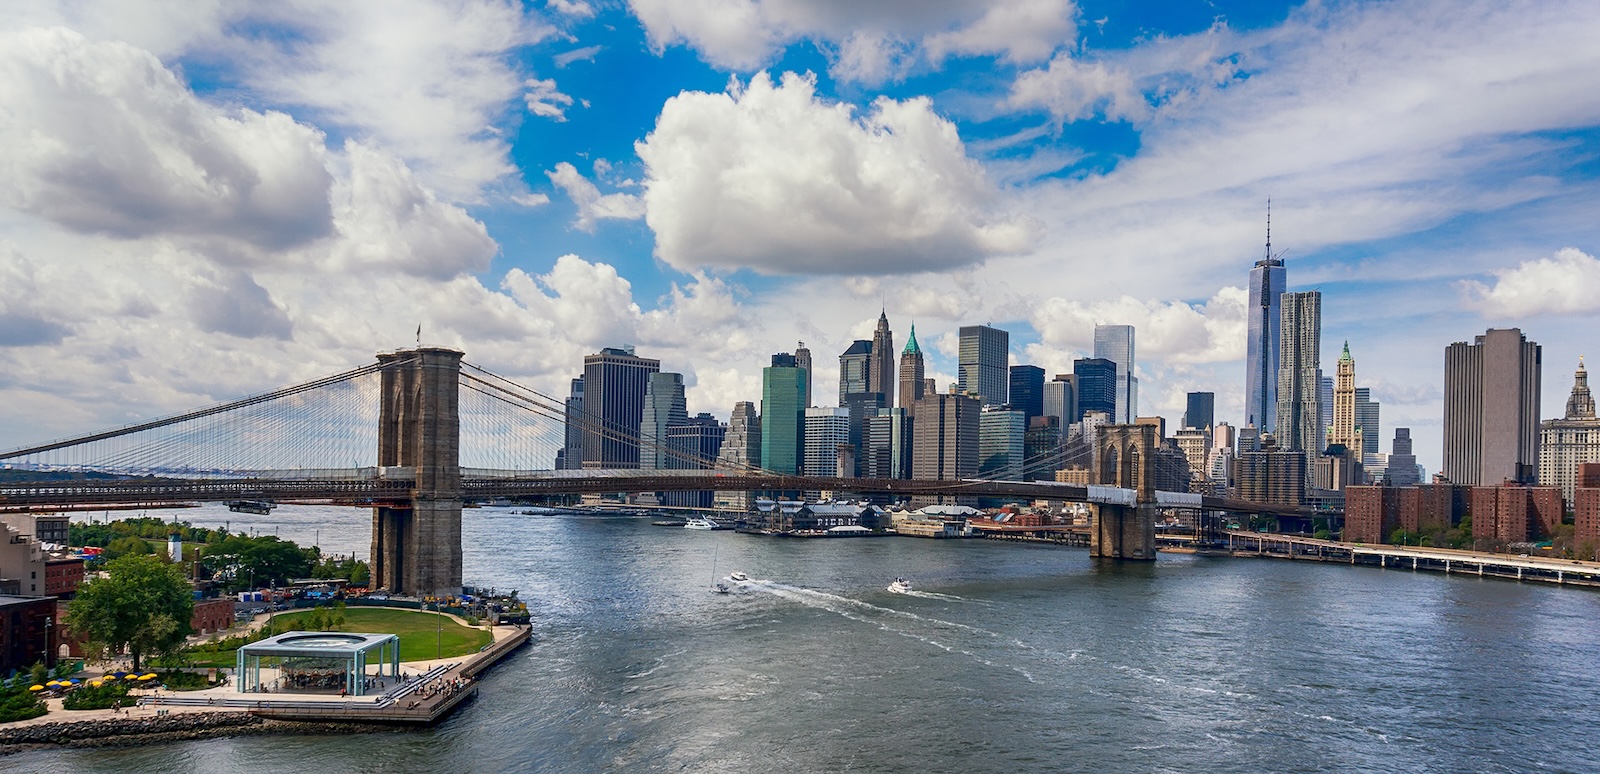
top-left (0, 712), bottom-right (402, 754)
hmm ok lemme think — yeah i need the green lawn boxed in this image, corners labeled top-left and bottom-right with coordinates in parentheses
top-left (188, 607), bottom-right (493, 666)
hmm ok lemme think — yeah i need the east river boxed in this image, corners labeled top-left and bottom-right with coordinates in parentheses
top-left (15, 505), bottom-right (1600, 772)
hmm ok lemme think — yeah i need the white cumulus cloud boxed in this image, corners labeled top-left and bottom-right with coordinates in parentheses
top-left (546, 162), bottom-right (645, 232)
top-left (1462, 247), bottom-right (1600, 318)
top-left (636, 71), bottom-right (1039, 275)
top-left (1028, 287), bottom-right (1246, 365)
top-left (525, 78), bottom-right (575, 120)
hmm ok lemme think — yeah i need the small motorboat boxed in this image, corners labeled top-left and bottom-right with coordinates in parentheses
top-left (684, 517), bottom-right (718, 530)
top-left (729, 571), bottom-right (750, 583)
top-left (888, 578), bottom-right (912, 594)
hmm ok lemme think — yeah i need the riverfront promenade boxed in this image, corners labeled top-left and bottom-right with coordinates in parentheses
top-left (1216, 530), bottom-right (1600, 587)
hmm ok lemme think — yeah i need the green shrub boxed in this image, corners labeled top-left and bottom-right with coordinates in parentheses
top-left (0, 684), bottom-right (47, 723)
top-left (62, 680), bottom-right (133, 711)
top-left (158, 671), bottom-right (212, 691)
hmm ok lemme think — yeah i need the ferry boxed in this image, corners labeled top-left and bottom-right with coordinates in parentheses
top-left (684, 517), bottom-right (719, 530)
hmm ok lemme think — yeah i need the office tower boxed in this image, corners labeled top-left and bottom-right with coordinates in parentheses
top-left (1319, 376), bottom-right (1333, 440)
top-left (870, 311), bottom-right (895, 407)
top-left (1009, 365), bottom-right (1045, 421)
top-left (1328, 343), bottom-right (1362, 453)
top-left (803, 407), bottom-right (851, 478)
top-left (761, 359), bottom-right (808, 475)
top-left (864, 408), bottom-right (912, 480)
top-left (911, 392), bottom-right (980, 504)
top-left (1274, 291), bottom-right (1321, 456)
top-left (1174, 427), bottom-right (1212, 483)
top-left (581, 346), bottom-right (660, 468)
top-left (1386, 428), bottom-right (1420, 486)
top-left (714, 401), bottom-right (761, 509)
top-left (1245, 207), bottom-right (1286, 432)
top-left (558, 376), bottom-right (584, 470)
top-left (898, 325), bottom-right (926, 413)
top-left (1135, 416), bottom-right (1166, 440)
top-left (1184, 392), bottom-right (1215, 430)
top-left (1214, 422), bottom-right (1236, 452)
top-left (958, 325), bottom-right (1009, 406)
top-left (1237, 435), bottom-right (1306, 506)
top-left (1073, 358), bottom-right (1117, 419)
top-left (979, 406), bottom-right (1027, 480)
top-left (664, 414), bottom-right (726, 508)
top-left (1043, 374), bottom-right (1078, 427)
top-left (1443, 328), bottom-right (1542, 485)
top-left (1355, 388), bottom-right (1380, 458)
top-left (841, 391), bottom-right (887, 476)
top-left (638, 372), bottom-right (687, 470)
top-left (795, 342), bottom-right (813, 408)
top-left (1024, 416), bottom-right (1060, 480)
top-left (839, 340), bottom-right (873, 403)
top-left (771, 352), bottom-right (797, 368)
top-left (1539, 359), bottom-right (1600, 501)
top-left (1093, 324), bottom-right (1138, 423)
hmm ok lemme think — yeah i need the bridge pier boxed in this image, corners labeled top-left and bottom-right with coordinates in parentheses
top-left (1089, 425), bottom-right (1158, 561)
top-left (1092, 503), bottom-right (1158, 560)
top-left (371, 348), bottom-right (463, 598)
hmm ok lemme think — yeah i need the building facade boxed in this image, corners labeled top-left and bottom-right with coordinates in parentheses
top-left (863, 408), bottom-right (912, 480)
top-left (838, 340), bottom-right (873, 403)
top-left (580, 347), bottom-right (660, 469)
top-left (665, 414), bottom-right (727, 508)
top-left (558, 376), bottom-right (584, 470)
top-left (1184, 392), bottom-right (1215, 431)
top-left (638, 372), bottom-right (688, 470)
top-left (1009, 365), bottom-right (1045, 421)
top-left (1471, 484), bottom-right (1563, 543)
top-left (978, 406), bottom-right (1027, 481)
top-left (1385, 428), bottom-right (1421, 486)
top-left (1275, 291), bottom-right (1322, 458)
top-left (958, 325), bottom-right (1009, 407)
top-left (1073, 358), bottom-right (1117, 420)
top-left (911, 392), bottom-right (980, 504)
top-left (1245, 248), bottom-right (1286, 433)
top-left (1093, 324), bottom-right (1138, 423)
top-left (795, 342), bottom-right (813, 408)
top-left (1043, 374), bottom-right (1077, 428)
top-left (898, 325), bottom-right (926, 414)
top-left (869, 312), bottom-right (895, 408)
top-left (714, 402), bottom-right (762, 509)
top-left (803, 408), bottom-right (852, 478)
top-left (1538, 359), bottom-right (1600, 502)
top-left (1444, 328), bottom-right (1542, 485)
top-left (761, 358), bottom-right (808, 475)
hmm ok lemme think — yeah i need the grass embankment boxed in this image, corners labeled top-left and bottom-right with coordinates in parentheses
top-left (189, 607), bottom-right (493, 667)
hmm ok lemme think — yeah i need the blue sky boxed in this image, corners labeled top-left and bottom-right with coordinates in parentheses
top-left (2, 0), bottom-right (1599, 473)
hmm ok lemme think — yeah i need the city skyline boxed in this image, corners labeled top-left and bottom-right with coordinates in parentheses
top-left (0, 1), bottom-right (1598, 481)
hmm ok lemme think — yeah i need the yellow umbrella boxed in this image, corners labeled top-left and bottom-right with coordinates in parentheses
top-left (89, 681), bottom-right (102, 688)
top-left (28, 685), bottom-right (42, 692)
top-left (139, 674), bottom-right (155, 681)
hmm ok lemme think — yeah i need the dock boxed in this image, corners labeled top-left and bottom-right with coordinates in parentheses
top-left (1214, 531), bottom-right (1600, 588)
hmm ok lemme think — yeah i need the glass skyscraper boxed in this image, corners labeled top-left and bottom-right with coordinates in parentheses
top-left (1246, 253), bottom-right (1286, 433)
top-left (1073, 358), bottom-right (1117, 419)
top-left (761, 356), bottom-right (807, 475)
top-left (958, 325), bottom-right (1009, 407)
top-left (1092, 324), bottom-right (1137, 423)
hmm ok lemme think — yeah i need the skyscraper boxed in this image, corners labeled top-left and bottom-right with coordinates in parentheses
top-left (1386, 428), bottom-right (1420, 486)
top-left (958, 325), bottom-right (1009, 406)
top-left (795, 342), bottom-right (813, 408)
top-left (803, 407), bottom-right (851, 478)
top-left (979, 405), bottom-right (1027, 481)
top-left (1073, 358), bottom-right (1117, 419)
top-left (1538, 359), bottom-right (1600, 501)
top-left (838, 340), bottom-right (873, 403)
top-left (1093, 324), bottom-right (1138, 423)
top-left (1246, 207), bottom-right (1286, 432)
top-left (898, 324), bottom-right (926, 413)
top-left (1319, 375), bottom-right (1333, 440)
top-left (1329, 342), bottom-right (1361, 453)
top-left (581, 346), bottom-right (660, 469)
top-left (1184, 392), bottom-right (1215, 430)
top-left (713, 401), bottom-right (761, 509)
top-left (664, 414), bottom-right (725, 508)
top-left (869, 311), bottom-right (895, 408)
top-left (1009, 365), bottom-right (1045, 421)
top-left (638, 372), bottom-right (687, 470)
top-left (761, 355), bottom-right (808, 475)
top-left (911, 391), bottom-right (980, 505)
top-left (1355, 388), bottom-right (1380, 458)
top-left (1043, 374), bottom-right (1077, 427)
top-left (864, 408), bottom-right (912, 480)
top-left (558, 376), bottom-right (584, 470)
top-left (1443, 328), bottom-right (1542, 485)
top-left (1274, 291), bottom-right (1321, 457)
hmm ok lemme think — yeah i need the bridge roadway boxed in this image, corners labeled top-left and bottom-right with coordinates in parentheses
top-left (0, 469), bottom-right (1310, 517)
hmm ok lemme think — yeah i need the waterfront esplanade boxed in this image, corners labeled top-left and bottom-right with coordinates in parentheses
top-left (237, 632), bottom-right (401, 696)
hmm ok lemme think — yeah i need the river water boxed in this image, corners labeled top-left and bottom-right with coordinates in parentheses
top-left (16, 506), bottom-right (1600, 772)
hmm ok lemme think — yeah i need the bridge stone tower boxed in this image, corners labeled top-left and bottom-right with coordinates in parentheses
top-left (371, 347), bottom-right (463, 597)
top-left (1091, 424), bottom-right (1158, 560)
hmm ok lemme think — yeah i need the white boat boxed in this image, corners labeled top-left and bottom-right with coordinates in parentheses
top-left (729, 571), bottom-right (750, 583)
top-left (684, 517), bottom-right (719, 530)
top-left (888, 578), bottom-right (912, 594)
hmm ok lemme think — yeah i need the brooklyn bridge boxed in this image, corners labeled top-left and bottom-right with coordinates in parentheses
top-left (0, 348), bottom-right (1309, 596)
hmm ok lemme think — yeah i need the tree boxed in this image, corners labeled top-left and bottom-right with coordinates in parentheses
top-left (64, 554), bottom-right (194, 671)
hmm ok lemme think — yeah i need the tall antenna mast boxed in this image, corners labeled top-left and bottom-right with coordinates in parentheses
top-left (1265, 198), bottom-right (1272, 263)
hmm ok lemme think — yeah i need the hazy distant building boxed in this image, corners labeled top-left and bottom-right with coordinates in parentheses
top-left (1245, 226), bottom-right (1286, 432)
top-left (1539, 359), bottom-right (1600, 502)
top-left (863, 408), bottom-right (912, 480)
top-left (958, 325), bottom-right (1009, 407)
top-left (1024, 416), bottom-right (1061, 480)
top-left (1355, 388), bottom-right (1380, 458)
top-left (581, 346), bottom-right (660, 469)
top-left (803, 408), bottom-right (851, 478)
top-left (761, 355), bottom-right (808, 475)
top-left (870, 311), bottom-right (895, 408)
top-left (795, 342), bottom-right (813, 408)
top-left (841, 391), bottom-right (887, 476)
top-left (1275, 291), bottom-right (1322, 458)
top-left (714, 401), bottom-right (761, 509)
top-left (1074, 358), bottom-right (1117, 419)
top-left (1009, 365), bottom-right (1045, 421)
top-left (1319, 376), bottom-right (1333, 442)
top-left (838, 340), bottom-right (873, 403)
top-left (1385, 428), bottom-right (1421, 486)
top-left (1043, 374), bottom-right (1077, 427)
top-left (912, 392), bottom-right (980, 505)
top-left (664, 414), bottom-right (725, 508)
top-left (978, 406), bottom-right (1026, 481)
top-left (638, 372), bottom-right (687, 470)
top-left (1443, 328), bottom-right (1542, 485)
top-left (898, 325), bottom-right (927, 414)
top-left (1184, 392), bottom-right (1214, 431)
top-left (1093, 324), bottom-right (1138, 423)
top-left (557, 376), bottom-right (584, 470)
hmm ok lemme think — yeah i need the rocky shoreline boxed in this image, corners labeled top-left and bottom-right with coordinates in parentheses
top-left (0, 712), bottom-right (404, 754)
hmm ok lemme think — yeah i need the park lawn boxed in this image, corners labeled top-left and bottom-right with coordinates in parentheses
top-left (188, 607), bottom-right (493, 666)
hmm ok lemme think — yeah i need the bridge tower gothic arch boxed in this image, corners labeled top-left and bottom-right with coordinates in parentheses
top-left (1091, 424), bottom-right (1158, 560)
top-left (371, 347), bottom-right (464, 597)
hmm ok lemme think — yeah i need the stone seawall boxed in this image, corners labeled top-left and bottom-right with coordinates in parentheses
top-left (0, 712), bottom-right (399, 754)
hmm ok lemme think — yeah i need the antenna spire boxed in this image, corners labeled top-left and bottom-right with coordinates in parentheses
top-left (1265, 198), bottom-right (1272, 263)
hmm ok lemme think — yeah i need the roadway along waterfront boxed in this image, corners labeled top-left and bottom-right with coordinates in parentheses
top-left (15, 506), bottom-right (1600, 772)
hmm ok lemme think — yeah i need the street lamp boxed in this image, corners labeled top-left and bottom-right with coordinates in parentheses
top-left (43, 616), bottom-right (52, 669)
